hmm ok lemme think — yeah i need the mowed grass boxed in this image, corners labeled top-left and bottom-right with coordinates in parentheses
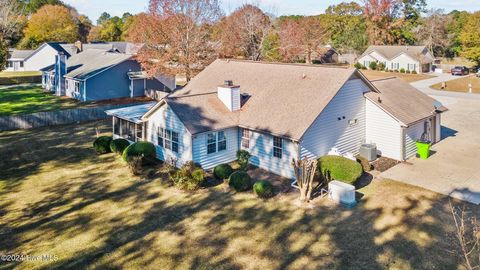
top-left (0, 85), bottom-right (79, 116)
top-left (0, 71), bottom-right (42, 78)
top-left (431, 75), bottom-right (480, 93)
top-left (0, 121), bottom-right (478, 269)
top-left (361, 69), bottom-right (434, 83)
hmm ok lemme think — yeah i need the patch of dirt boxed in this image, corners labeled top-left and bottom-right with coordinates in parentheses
top-left (371, 157), bottom-right (401, 172)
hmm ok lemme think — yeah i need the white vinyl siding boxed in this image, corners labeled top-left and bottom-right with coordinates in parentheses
top-left (192, 127), bottom-right (238, 170)
top-left (248, 131), bottom-right (297, 179)
top-left (435, 114), bottom-right (441, 143)
top-left (146, 103), bottom-right (192, 166)
top-left (365, 99), bottom-right (403, 160)
top-left (358, 55), bottom-right (376, 68)
top-left (300, 79), bottom-right (369, 160)
top-left (24, 44), bottom-right (58, 71)
top-left (388, 54), bottom-right (420, 73)
top-left (404, 117), bottom-right (435, 159)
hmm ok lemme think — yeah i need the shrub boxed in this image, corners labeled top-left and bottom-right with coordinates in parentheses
top-left (317, 155), bottom-right (363, 185)
top-left (236, 150), bottom-right (251, 171)
top-left (170, 162), bottom-right (205, 191)
top-left (213, 164), bottom-right (234, 179)
top-left (406, 70), bottom-right (411, 74)
top-left (354, 62), bottom-right (362, 69)
top-left (394, 69), bottom-right (399, 73)
top-left (229, 171), bottom-right (252, 192)
top-left (369, 61), bottom-right (377, 70)
top-left (356, 155), bottom-right (372, 172)
top-left (110, 138), bottom-right (130, 154)
top-left (122, 141), bottom-right (156, 163)
top-left (93, 136), bottom-right (112, 154)
top-left (400, 68), bottom-right (406, 73)
top-left (377, 62), bottom-right (385, 71)
top-left (361, 65), bottom-right (367, 70)
top-left (412, 70), bottom-right (418, 74)
top-left (253, 180), bottom-right (274, 198)
top-left (127, 156), bottom-right (143, 175)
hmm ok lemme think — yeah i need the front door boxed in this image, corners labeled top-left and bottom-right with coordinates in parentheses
top-left (13, 61), bottom-right (20, 71)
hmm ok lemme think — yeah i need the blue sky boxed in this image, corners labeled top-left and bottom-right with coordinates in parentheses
top-left (63, 0), bottom-right (478, 24)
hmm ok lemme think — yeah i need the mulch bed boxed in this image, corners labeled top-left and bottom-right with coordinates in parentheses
top-left (371, 157), bottom-right (401, 172)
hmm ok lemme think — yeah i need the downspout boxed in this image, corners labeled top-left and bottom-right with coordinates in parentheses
top-left (400, 127), bottom-right (406, 161)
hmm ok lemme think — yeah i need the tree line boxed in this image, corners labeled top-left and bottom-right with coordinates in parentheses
top-left (1, 0), bottom-right (479, 76)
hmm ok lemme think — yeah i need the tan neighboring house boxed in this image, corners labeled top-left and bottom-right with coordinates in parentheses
top-left (358, 45), bottom-right (435, 73)
top-left (106, 60), bottom-right (447, 179)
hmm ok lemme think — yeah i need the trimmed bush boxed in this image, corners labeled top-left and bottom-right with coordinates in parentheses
top-left (354, 63), bottom-right (362, 69)
top-left (377, 62), bottom-right (386, 71)
top-left (170, 162), bottom-right (205, 191)
top-left (122, 141), bottom-right (156, 162)
top-left (253, 180), bottom-right (274, 198)
top-left (236, 150), bottom-right (251, 171)
top-left (406, 70), bottom-right (411, 74)
top-left (213, 164), bottom-right (234, 179)
top-left (93, 136), bottom-right (112, 154)
top-left (356, 155), bottom-right (372, 172)
top-left (412, 70), bottom-right (418, 74)
top-left (110, 138), bottom-right (130, 154)
top-left (229, 171), bottom-right (252, 192)
top-left (400, 68), bottom-right (406, 73)
top-left (317, 155), bottom-right (363, 185)
top-left (369, 61), bottom-right (377, 70)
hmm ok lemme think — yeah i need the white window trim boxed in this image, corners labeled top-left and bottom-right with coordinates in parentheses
top-left (158, 127), bottom-right (179, 153)
top-left (206, 131), bottom-right (227, 155)
top-left (241, 128), bottom-right (250, 149)
top-left (273, 136), bottom-right (283, 159)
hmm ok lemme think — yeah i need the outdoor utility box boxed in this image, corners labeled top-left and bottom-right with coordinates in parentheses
top-left (328, 181), bottom-right (356, 207)
top-left (359, 143), bottom-right (377, 161)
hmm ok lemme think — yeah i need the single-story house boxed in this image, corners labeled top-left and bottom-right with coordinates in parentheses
top-left (5, 49), bottom-right (34, 71)
top-left (106, 59), bottom-right (447, 179)
top-left (59, 49), bottom-right (173, 101)
top-left (357, 45), bottom-right (434, 73)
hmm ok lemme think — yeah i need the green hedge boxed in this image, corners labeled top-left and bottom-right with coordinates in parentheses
top-left (122, 141), bottom-right (156, 162)
top-left (229, 171), bottom-right (252, 192)
top-left (170, 162), bottom-right (205, 191)
top-left (110, 138), bottom-right (130, 154)
top-left (93, 136), bottom-right (112, 154)
top-left (253, 180), bottom-right (274, 198)
top-left (318, 155), bottom-right (363, 185)
top-left (213, 164), bottom-right (234, 179)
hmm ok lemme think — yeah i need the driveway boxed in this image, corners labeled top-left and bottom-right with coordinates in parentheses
top-left (411, 73), bottom-right (480, 100)
top-left (380, 94), bottom-right (480, 204)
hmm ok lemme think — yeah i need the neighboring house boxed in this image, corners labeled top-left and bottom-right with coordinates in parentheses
top-left (357, 45), bottom-right (434, 73)
top-left (60, 49), bottom-right (172, 101)
top-left (106, 59), bottom-right (447, 179)
top-left (338, 53), bottom-right (358, 65)
top-left (5, 49), bottom-right (34, 71)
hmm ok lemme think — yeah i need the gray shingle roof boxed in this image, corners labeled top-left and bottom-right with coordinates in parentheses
top-left (366, 77), bottom-right (447, 126)
top-left (10, 49), bottom-right (35, 59)
top-left (65, 49), bottom-right (132, 80)
top-left (145, 59), bottom-right (360, 140)
top-left (362, 45), bottom-right (434, 64)
top-left (106, 102), bottom-right (157, 123)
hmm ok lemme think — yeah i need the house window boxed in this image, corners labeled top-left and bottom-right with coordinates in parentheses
top-left (273, 136), bottom-right (283, 159)
top-left (241, 128), bottom-right (250, 149)
top-left (135, 124), bottom-right (143, 141)
top-left (19, 61), bottom-right (24, 68)
top-left (74, 81), bottom-right (80, 94)
top-left (7, 61), bottom-right (12, 68)
top-left (158, 127), bottom-right (179, 153)
top-left (207, 131), bottom-right (227, 154)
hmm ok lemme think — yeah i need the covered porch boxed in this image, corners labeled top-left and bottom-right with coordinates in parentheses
top-left (105, 102), bottom-right (157, 143)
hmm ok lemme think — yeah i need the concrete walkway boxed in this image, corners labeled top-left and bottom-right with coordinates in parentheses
top-left (380, 94), bottom-right (480, 204)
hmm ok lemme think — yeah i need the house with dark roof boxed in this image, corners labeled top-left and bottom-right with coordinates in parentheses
top-left (106, 59), bottom-right (447, 179)
top-left (357, 45), bottom-right (434, 73)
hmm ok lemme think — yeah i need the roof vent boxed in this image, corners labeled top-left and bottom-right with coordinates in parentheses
top-left (224, 80), bottom-right (234, 86)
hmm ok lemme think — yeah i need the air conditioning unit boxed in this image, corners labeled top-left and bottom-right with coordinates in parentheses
top-left (359, 143), bottom-right (377, 161)
top-left (328, 180), bottom-right (356, 207)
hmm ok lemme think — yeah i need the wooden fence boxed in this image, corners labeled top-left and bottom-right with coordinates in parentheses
top-left (0, 103), bottom-right (146, 132)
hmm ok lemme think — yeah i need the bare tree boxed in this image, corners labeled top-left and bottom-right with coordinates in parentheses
top-left (219, 4), bottom-right (272, 61)
top-left (127, 0), bottom-right (223, 81)
top-left (279, 16), bottom-right (328, 64)
top-left (292, 158), bottom-right (318, 202)
top-left (415, 9), bottom-right (453, 57)
top-left (450, 201), bottom-right (480, 270)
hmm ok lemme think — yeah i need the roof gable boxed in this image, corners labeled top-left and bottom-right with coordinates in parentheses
top-left (362, 45), bottom-right (433, 63)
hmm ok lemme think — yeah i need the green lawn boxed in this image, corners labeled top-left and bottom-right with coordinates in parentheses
top-left (0, 121), bottom-right (476, 269)
top-left (0, 71), bottom-right (42, 78)
top-left (0, 85), bottom-right (80, 116)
